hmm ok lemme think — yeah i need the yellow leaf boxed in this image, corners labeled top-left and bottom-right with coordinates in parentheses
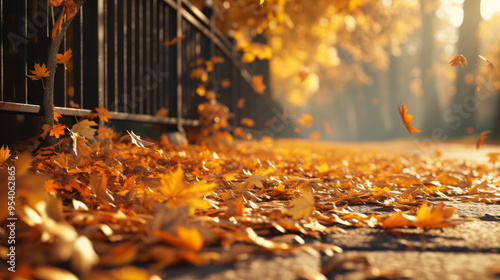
top-left (154, 226), bottom-right (204, 251)
top-left (157, 167), bottom-right (215, 214)
top-left (57, 49), bottom-right (72, 65)
top-left (0, 145), bottom-right (11, 166)
top-left (71, 119), bottom-right (98, 139)
top-left (413, 202), bottom-right (455, 229)
top-left (95, 105), bottom-right (112, 122)
top-left (380, 211), bottom-right (411, 228)
top-left (287, 192), bottom-right (315, 220)
top-left (50, 124), bottom-right (67, 139)
top-left (297, 114), bottom-right (313, 128)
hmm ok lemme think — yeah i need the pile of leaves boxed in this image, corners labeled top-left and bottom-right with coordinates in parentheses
top-left (0, 109), bottom-right (499, 279)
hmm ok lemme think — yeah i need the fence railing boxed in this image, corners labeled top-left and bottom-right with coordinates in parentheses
top-left (0, 0), bottom-right (275, 133)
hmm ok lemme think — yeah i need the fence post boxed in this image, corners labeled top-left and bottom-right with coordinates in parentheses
top-left (176, 0), bottom-right (184, 133)
top-left (97, 0), bottom-right (106, 110)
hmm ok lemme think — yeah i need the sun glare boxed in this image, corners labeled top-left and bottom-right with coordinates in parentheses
top-left (481, 0), bottom-right (500, 20)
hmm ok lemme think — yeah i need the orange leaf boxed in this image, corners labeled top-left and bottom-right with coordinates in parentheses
top-left (95, 105), bottom-right (112, 122)
top-left (476, 130), bottom-right (491, 150)
top-left (236, 98), bottom-right (245, 109)
top-left (297, 114), bottom-right (313, 128)
top-left (240, 118), bottom-right (255, 127)
top-left (64, 0), bottom-right (77, 19)
top-left (381, 211), bottom-right (412, 228)
top-left (322, 119), bottom-right (332, 135)
top-left (478, 55), bottom-right (494, 76)
top-left (487, 152), bottom-right (500, 165)
top-left (57, 49), bottom-right (72, 65)
top-left (50, 124), bottom-right (67, 139)
top-left (413, 202), bottom-right (455, 229)
top-left (163, 34), bottom-right (185, 46)
top-left (157, 167), bottom-right (215, 214)
top-left (252, 75), bottom-right (266, 95)
top-left (398, 103), bottom-right (422, 134)
top-left (27, 63), bottom-right (50, 80)
top-left (210, 55), bottom-right (224, 64)
top-left (154, 226), bottom-right (204, 251)
top-left (0, 145), bottom-right (11, 166)
top-left (48, 0), bottom-right (64, 6)
top-left (309, 131), bottom-right (320, 140)
top-left (449, 54), bottom-right (467, 68)
top-left (52, 11), bottom-right (64, 40)
top-left (221, 79), bottom-right (231, 89)
top-left (53, 107), bottom-right (62, 123)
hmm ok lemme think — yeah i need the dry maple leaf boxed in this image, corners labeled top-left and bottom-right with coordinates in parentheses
top-left (286, 192), bottom-right (315, 220)
top-left (52, 11), bottom-right (64, 40)
top-left (449, 54), bottom-right (467, 68)
top-left (157, 167), bottom-right (216, 214)
top-left (252, 75), bottom-right (266, 95)
top-left (27, 63), bottom-right (50, 80)
top-left (50, 124), bottom-right (67, 139)
top-left (380, 211), bottom-right (411, 228)
top-left (297, 114), bottom-right (313, 128)
top-left (57, 49), bottom-right (72, 65)
top-left (71, 119), bottom-right (98, 140)
top-left (48, 0), bottom-right (64, 6)
top-left (412, 202), bottom-right (456, 229)
top-left (53, 107), bottom-right (62, 123)
top-left (0, 145), bottom-right (11, 166)
top-left (127, 130), bottom-right (154, 148)
top-left (398, 103), bottom-right (422, 134)
top-left (476, 130), bottom-right (491, 150)
top-left (64, 0), bottom-right (77, 19)
top-left (478, 55), bottom-right (494, 76)
top-left (95, 105), bottom-right (112, 122)
top-left (163, 34), bottom-right (185, 46)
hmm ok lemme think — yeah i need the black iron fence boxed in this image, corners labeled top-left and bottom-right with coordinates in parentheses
top-left (0, 0), bottom-right (277, 133)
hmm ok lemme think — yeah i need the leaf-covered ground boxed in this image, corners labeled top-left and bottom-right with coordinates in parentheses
top-left (1, 124), bottom-right (499, 279)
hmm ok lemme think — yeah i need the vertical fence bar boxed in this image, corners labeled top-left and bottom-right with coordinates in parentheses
top-left (138, 0), bottom-right (143, 114)
top-left (145, 0), bottom-right (150, 115)
top-left (122, 0), bottom-right (127, 113)
top-left (14, 0), bottom-right (27, 104)
top-left (113, 0), bottom-right (118, 112)
top-left (0, 0), bottom-right (3, 101)
top-left (176, 0), bottom-right (183, 131)
top-left (97, 0), bottom-right (105, 107)
top-left (129, 0), bottom-right (135, 114)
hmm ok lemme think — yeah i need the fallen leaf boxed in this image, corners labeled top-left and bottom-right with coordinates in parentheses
top-left (0, 145), bottom-right (11, 166)
top-left (287, 192), bottom-right (315, 220)
top-left (413, 202), bottom-right (456, 229)
top-left (53, 107), bottom-right (62, 123)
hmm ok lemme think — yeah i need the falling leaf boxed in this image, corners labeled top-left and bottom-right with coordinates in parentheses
top-left (309, 131), bottom-right (320, 140)
top-left (478, 55), bottom-right (494, 76)
top-left (95, 105), bottom-right (112, 122)
top-left (322, 119), bottom-right (332, 135)
top-left (412, 202), bottom-right (456, 229)
top-left (476, 130), bottom-right (491, 150)
top-left (221, 79), bottom-right (231, 89)
top-left (50, 124), bottom-right (67, 139)
top-left (0, 145), bottom-right (11, 166)
top-left (287, 192), bottom-right (315, 220)
top-left (157, 167), bottom-right (215, 214)
top-left (163, 34), bottom-right (185, 46)
top-left (190, 67), bottom-right (209, 82)
top-left (240, 118), bottom-right (255, 127)
top-left (449, 54), bottom-right (467, 68)
top-left (298, 70), bottom-right (309, 82)
top-left (252, 75), bottom-right (266, 95)
top-left (53, 107), bottom-right (62, 123)
top-left (71, 119), bottom-right (98, 140)
top-left (297, 114), bottom-right (313, 128)
top-left (57, 49), bottom-right (72, 65)
top-left (237, 98), bottom-right (245, 109)
top-left (27, 63), bottom-right (50, 80)
top-left (211, 56), bottom-right (224, 64)
top-left (398, 103), bottom-right (422, 134)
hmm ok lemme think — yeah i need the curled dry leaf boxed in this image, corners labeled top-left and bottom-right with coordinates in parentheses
top-left (398, 103), bottom-right (422, 134)
top-left (476, 130), bottom-right (491, 150)
top-left (449, 54), bottom-right (467, 68)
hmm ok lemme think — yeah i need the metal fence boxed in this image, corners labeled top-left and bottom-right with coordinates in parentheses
top-left (0, 0), bottom-right (276, 132)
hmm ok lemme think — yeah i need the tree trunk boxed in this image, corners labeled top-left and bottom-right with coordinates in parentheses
top-left (453, 0), bottom-right (481, 138)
